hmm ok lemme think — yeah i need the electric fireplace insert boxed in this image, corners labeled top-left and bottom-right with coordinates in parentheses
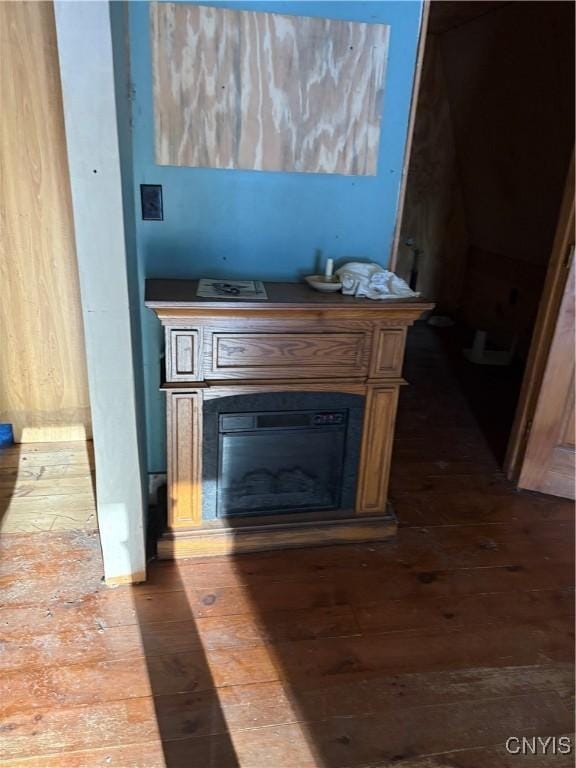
top-left (202, 392), bottom-right (364, 520)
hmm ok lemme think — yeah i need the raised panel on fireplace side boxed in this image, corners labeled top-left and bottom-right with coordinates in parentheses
top-left (166, 328), bottom-right (202, 381)
top-left (356, 386), bottom-right (399, 514)
top-left (167, 391), bottom-right (203, 529)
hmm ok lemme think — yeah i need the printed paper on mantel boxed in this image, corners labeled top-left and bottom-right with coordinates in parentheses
top-left (151, 3), bottom-right (389, 175)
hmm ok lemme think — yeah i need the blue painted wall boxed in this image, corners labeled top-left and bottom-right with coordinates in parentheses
top-left (128, 1), bottom-right (423, 472)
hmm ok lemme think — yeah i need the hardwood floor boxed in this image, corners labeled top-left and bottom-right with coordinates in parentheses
top-left (0, 326), bottom-right (573, 767)
top-left (0, 441), bottom-right (95, 533)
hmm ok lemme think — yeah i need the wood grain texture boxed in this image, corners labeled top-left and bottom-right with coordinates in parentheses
top-left (370, 327), bottom-right (406, 377)
top-left (158, 513), bottom-right (396, 559)
top-left (200, 381), bottom-right (371, 401)
top-left (0, 2), bottom-right (90, 443)
top-left (356, 386), bottom-right (399, 513)
top-left (145, 279), bottom-right (435, 316)
top-left (167, 328), bottom-right (201, 381)
top-left (396, 33), bottom-right (469, 312)
top-left (0, 329), bottom-right (574, 768)
top-left (154, 288), bottom-right (426, 387)
top-left (518, 257), bottom-right (575, 499)
top-left (438, 2), bottom-right (573, 347)
top-left (167, 392), bottom-right (203, 528)
top-left (150, 283), bottom-right (431, 553)
top-left (441, 1), bottom-right (574, 270)
top-left (389, 0), bottom-right (429, 272)
top-left (151, 3), bottom-right (389, 174)
top-left (0, 441), bottom-right (96, 533)
top-left (506, 155), bottom-right (575, 480)
top-left (398, 0), bottom-right (574, 347)
top-left (210, 331), bottom-right (370, 379)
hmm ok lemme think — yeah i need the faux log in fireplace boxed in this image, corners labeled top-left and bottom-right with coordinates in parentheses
top-left (145, 280), bottom-right (433, 559)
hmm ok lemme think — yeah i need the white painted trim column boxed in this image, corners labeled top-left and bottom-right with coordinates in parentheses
top-left (55, 1), bottom-right (147, 583)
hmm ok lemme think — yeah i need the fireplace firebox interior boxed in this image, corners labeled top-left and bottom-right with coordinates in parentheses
top-left (202, 392), bottom-right (364, 520)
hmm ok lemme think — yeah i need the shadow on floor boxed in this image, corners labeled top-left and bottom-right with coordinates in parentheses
top-left (132, 555), bottom-right (241, 767)
top-left (422, 323), bottom-right (525, 466)
top-left (0, 441), bottom-right (20, 530)
top-left (133, 323), bottom-right (573, 767)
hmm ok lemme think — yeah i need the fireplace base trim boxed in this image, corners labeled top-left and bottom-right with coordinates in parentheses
top-left (157, 506), bottom-right (396, 559)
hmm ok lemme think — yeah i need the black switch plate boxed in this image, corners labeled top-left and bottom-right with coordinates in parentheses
top-left (140, 184), bottom-right (163, 221)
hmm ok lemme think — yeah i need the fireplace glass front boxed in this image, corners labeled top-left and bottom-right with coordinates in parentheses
top-left (202, 392), bottom-right (364, 520)
top-left (218, 410), bottom-right (347, 517)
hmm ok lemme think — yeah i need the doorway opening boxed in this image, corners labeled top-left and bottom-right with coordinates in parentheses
top-left (396, 1), bottom-right (574, 469)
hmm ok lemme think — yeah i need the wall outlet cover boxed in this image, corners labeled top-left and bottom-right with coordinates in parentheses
top-left (141, 184), bottom-right (163, 220)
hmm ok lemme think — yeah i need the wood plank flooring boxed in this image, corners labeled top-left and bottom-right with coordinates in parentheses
top-left (0, 441), bottom-right (95, 533)
top-left (0, 326), bottom-right (573, 766)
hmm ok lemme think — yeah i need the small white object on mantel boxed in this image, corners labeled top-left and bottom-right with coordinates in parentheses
top-left (336, 262), bottom-right (419, 300)
top-left (305, 274), bottom-right (342, 293)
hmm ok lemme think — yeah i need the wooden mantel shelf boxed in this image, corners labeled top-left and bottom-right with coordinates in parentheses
top-left (145, 279), bottom-right (433, 559)
top-left (145, 278), bottom-right (434, 313)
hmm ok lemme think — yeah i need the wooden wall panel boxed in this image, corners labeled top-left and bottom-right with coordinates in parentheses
top-left (460, 247), bottom-right (545, 353)
top-left (518, 258), bottom-right (575, 499)
top-left (441, 2), bottom-right (575, 269)
top-left (438, 1), bottom-right (574, 347)
top-left (0, 1), bottom-right (90, 442)
top-left (151, 3), bottom-right (389, 175)
top-left (398, 0), bottom-right (574, 346)
top-left (396, 34), bottom-right (468, 312)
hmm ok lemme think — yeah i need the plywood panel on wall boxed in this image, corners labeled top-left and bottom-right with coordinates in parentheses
top-left (0, 2), bottom-right (91, 442)
top-left (151, 3), bottom-right (389, 175)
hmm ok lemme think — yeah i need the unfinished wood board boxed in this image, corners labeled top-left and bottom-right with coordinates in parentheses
top-left (0, 3), bottom-right (90, 443)
top-left (151, 3), bottom-right (389, 175)
top-left (0, 441), bottom-right (96, 533)
top-left (518, 257), bottom-right (575, 499)
top-left (506, 156), bottom-right (575, 480)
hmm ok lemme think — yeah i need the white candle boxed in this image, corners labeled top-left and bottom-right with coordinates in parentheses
top-left (325, 258), bottom-right (334, 279)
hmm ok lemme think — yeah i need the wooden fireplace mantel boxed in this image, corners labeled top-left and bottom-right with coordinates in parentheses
top-left (145, 279), bottom-right (433, 559)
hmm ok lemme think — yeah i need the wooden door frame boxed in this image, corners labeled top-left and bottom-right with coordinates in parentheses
top-left (389, 0), bottom-right (430, 271)
top-left (504, 152), bottom-right (575, 482)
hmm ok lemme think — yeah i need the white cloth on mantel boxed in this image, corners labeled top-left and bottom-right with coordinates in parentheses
top-left (335, 262), bottom-right (420, 300)
top-left (366, 270), bottom-right (419, 299)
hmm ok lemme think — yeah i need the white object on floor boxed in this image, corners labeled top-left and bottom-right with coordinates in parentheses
top-left (464, 330), bottom-right (514, 366)
top-left (335, 262), bottom-right (420, 299)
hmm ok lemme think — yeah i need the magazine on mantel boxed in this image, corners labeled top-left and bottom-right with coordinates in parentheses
top-left (196, 279), bottom-right (268, 300)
